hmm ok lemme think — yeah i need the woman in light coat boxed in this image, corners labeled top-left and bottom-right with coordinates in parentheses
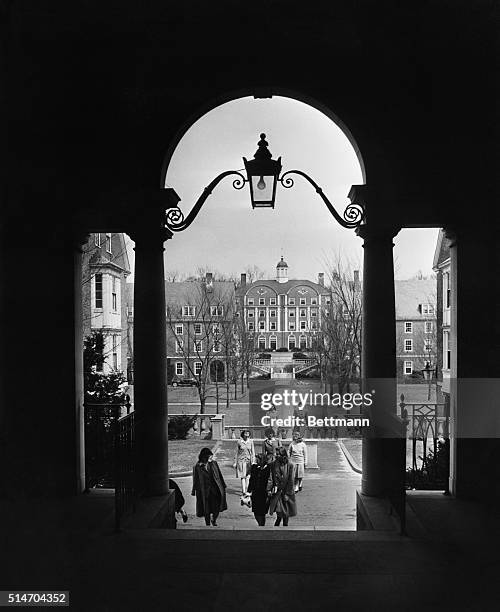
top-left (288, 430), bottom-right (308, 492)
top-left (233, 429), bottom-right (255, 503)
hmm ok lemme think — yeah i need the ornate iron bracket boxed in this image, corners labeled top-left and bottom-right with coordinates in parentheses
top-left (278, 170), bottom-right (365, 228)
top-left (165, 170), bottom-right (247, 233)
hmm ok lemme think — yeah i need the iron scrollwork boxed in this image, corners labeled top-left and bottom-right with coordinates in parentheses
top-left (164, 170), bottom-right (247, 233)
top-left (278, 170), bottom-right (365, 228)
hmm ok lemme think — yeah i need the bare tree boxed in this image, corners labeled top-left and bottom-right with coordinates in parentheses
top-left (314, 255), bottom-right (362, 395)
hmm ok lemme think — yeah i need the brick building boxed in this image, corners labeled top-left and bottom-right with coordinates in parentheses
top-left (236, 258), bottom-right (330, 352)
top-left (395, 278), bottom-right (437, 381)
top-left (126, 273), bottom-right (236, 384)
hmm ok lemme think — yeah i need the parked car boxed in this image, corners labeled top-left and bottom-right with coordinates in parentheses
top-left (171, 377), bottom-right (199, 387)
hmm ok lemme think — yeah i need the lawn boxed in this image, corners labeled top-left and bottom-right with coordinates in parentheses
top-left (169, 437), bottom-right (216, 473)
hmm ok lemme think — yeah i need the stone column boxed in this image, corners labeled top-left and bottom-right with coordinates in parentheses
top-left (356, 222), bottom-right (404, 498)
top-left (129, 197), bottom-right (174, 497)
top-left (445, 228), bottom-right (500, 500)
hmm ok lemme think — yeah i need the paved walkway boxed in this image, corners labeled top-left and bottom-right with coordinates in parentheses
top-left (174, 440), bottom-right (360, 530)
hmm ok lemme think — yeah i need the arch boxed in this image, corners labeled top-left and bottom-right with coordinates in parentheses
top-left (210, 359), bottom-right (225, 383)
top-left (160, 87), bottom-right (366, 187)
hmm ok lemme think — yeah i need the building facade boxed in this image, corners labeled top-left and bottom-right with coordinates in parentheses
top-left (82, 232), bottom-right (130, 374)
top-left (433, 230), bottom-right (452, 398)
top-left (236, 258), bottom-right (330, 352)
top-left (395, 278), bottom-right (438, 382)
top-left (126, 273), bottom-right (236, 384)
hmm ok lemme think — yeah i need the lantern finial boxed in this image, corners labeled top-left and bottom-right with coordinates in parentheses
top-left (254, 133), bottom-right (272, 160)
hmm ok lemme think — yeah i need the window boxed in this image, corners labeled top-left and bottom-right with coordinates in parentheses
top-left (311, 321), bottom-right (318, 330)
top-left (194, 362), bottom-right (202, 375)
top-left (311, 309), bottom-right (318, 317)
top-left (311, 298), bottom-right (317, 305)
top-left (259, 321), bottom-right (265, 331)
top-left (300, 321), bottom-right (307, 330)
top-left (248, 322), bottom-right (254, 331)
top-left (300, 309), bottom-right (306, 317)
top-left (94, 233), bottom-right (101, 247)
top-left (326, 297), bottom-right (331, 305)
top-left (211, 324), bottom-right (220, 334)
top-left (112, 276), bottom-right (117, 312)
top-left (289, 298), bottom-right (295, 305)
top-left (300, 298), bottom-right (306, 305)
top-left (259, 298), bottom-right (265, 305)
top-left (175, 362), bottom-right (184, 376)
top-left (289, 311), bottom-right (295, 317)
top-left (270, 298), bottom-right (276, 306)
top-left (424, 339), bottom-right (433, 352)
top-left (111, 335), bottom-right (118, 370)
top-left (270, 321), bottom-right (276, 330)
top-left (175, 324), bottom-right (183, 335)
top-left (270, 310), bottom-right (276, 317)
top-left (176, 339), bottom-right (184, 353)
top-left (444, 331), bottom-right (451, 369)
top-left (95, 273), bottom-right (103, 308)
top-left (422, 303), bottom-right (434, 315)
top-left (404, 361), bottom-right (413, 375)
top-left (425, 321), bottom-right (433, 333)
top-left (210, 306), bottom-right (223, 316)
top-left (248, 311), bottom-right (254, 318)
top-left (299, 336), bottom-right (307, 349)
top-left (270, 337), bottom-right (277, 350)
top-left (105, 233), bottom-right (112, 253)
top-left (404, 339), bottom-right (413, 352)
top-left (182, 305), bottom-right (195, 316)
top-left (213, 340), bottom-right (221, 353)
top-left (247, 298), bottom-right (254, 306)
top-left (259, 310), bottom-right (265, 318)
top-left (194, 340), bottom-right (203, 352)
top-left (194, 323), bottom-right (202, 335)
top-left (258, 337), bottom-right (266, 349)
top-left (289, 322), bottom-right (295, 330)
top-left (405, 322), bottom-right (413, 333)
top-left (288, 336), bottom-right (296, 350)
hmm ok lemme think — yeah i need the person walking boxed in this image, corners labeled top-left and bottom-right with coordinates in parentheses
top-left (233, 429), bottom-right (255, 506)
top-left (248, 453), bottom-right (273, 526)
top-left (263, 427), bottom-right (282, 459)
top-left (191, 447), bottom-right (227, 526)
top-left (288, 431), bottom-right (308, 492)
top-left (268, 447), bottom-right (297, 527)
top-left (169, 478), bottom-right (188, 523)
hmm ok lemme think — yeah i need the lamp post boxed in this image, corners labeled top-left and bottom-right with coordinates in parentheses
top-left (421, 362), bottom-right (436, 402)
top-left (164, 133), bottom-right (365, 233)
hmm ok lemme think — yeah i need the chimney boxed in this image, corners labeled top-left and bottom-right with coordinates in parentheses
top-left (240, 273), bottom-right (247, 287)
top-left (354, 270), bottom-right (360, 288)
top-left (318, 272), bottom-right (324, 286)
top-left (206, 272), bottom-right (213, 292)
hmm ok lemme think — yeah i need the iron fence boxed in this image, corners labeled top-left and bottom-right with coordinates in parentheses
top-left (400, 394), bottom-right (450, 491)
top-left (114, 411), bottom-right (138, 530)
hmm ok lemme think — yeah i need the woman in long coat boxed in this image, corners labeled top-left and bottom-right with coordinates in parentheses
top-left (247, 453), bottom-right (272, 526)
top-left (191, 447), bottom-right (227, 526)
top-left (268, 447), bottom-right (297, 526)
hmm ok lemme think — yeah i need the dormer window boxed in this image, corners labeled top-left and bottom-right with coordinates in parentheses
top-left (182, 305), bottom-right (195, 316)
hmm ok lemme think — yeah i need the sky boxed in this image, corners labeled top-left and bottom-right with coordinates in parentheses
top-left (125, 96), bottom-right (439, 282)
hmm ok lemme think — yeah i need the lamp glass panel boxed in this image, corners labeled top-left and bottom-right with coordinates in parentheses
top-left (251, 175), bottom-right (274, 203)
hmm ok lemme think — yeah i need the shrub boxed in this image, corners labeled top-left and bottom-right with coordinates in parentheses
top-left (276, 347), bottom-right (289, 352)
top-left (168, 414), bottom-right (199, 440)
top-left (293, 352), bottom-right (308, 360)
